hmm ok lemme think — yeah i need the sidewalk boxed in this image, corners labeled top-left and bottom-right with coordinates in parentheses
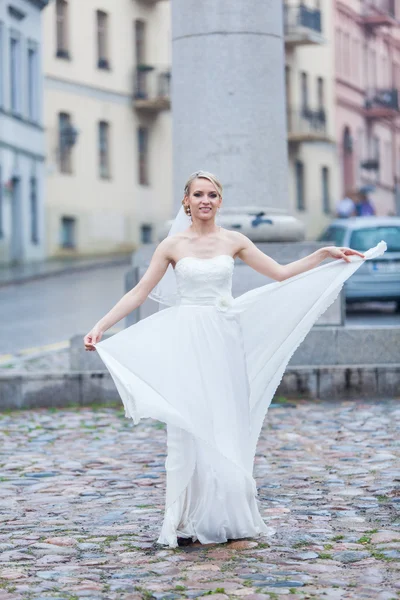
top-left (0, 253), bottom-right (131, 287)
top-left (0, 398), bottom-right (399, 599)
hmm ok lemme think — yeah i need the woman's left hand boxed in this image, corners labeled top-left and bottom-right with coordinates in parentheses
top-left (84, 326), bottom-right (104, 351)
top-left (323, 246), bottom-right (365, 263)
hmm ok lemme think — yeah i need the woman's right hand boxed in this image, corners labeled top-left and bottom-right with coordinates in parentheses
top-left (83, 326), bottom-right (104, 351)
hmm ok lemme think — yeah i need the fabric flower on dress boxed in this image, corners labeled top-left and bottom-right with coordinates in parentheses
top-left (216, 294), bottom-right (233, 312)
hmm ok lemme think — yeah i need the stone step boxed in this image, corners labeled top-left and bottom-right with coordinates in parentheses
top-left (1, 364), bottom-right (399, 410)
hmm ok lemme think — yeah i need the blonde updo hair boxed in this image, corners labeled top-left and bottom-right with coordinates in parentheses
top-left (182, 171), bottom-right (223, 217)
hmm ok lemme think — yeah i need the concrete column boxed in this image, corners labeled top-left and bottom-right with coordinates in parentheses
top-left (172, 0), bottom-right (290, 216)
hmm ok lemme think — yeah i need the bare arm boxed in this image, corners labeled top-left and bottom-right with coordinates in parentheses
top-left (237, 234), bottom-right (365, 282)
top-left (84, 240), bottom-right (172, 349)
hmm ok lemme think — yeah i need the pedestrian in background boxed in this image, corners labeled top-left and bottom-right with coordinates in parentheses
top-left (356, 188), bottom-right (376, 217)
top-left (336, 191), bottom-right (357, 218)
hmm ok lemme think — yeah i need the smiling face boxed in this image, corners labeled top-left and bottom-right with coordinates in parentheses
top-left (184, 177), bottom-right (222, 222)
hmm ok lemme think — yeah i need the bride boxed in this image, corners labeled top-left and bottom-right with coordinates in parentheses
top-left (84, 171), bottom-right (386, 548)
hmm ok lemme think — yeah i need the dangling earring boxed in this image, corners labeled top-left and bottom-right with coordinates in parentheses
top-left (182, 199), bottom-right (192, 221)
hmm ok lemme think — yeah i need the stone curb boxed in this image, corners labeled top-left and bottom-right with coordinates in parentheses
top-left (0, 365), bottom-right (399, 410)
top-left (0, 255), bottom-right (131, 288)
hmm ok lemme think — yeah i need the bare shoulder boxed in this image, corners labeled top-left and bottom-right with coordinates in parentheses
top-left (153, 232), bottom-right (188, 261)
top-left (221, 228), bottom-right (252, 252)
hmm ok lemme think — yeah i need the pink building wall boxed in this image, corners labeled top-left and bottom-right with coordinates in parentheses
top-left (335, 0), bottom-right (400, 215)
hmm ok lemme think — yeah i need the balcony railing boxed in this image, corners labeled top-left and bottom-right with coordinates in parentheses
top-left (360, 157), bottom-right (380, 171)
top-left (133, 65), bottom-right (171, 113)
top-left (284, 4), bottom-right (324, 46)
top-left (364, 88), bottom-right (399, 119)
top-left (287, 107), bottom-right (330, 143)
top-left (362, 0), bottom-right (397, 27)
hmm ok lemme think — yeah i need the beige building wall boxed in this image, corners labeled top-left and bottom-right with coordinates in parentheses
top-left (43, 0), bottom-right (172, 257)
top-left (285, 0), bottom-right (340, 240)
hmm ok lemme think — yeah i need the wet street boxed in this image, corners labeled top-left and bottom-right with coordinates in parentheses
top-left (0, 399), bottom-right (399, 599)
top-left (0, 266), bottom-right (128, 355)
top-left (1, 265), bottom-right (399, 357)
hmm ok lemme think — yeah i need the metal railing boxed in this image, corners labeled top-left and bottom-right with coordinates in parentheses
top-left (284, 4), bottom-right (322, 36)
top-left (365, 88), bottom-right (399, 111)
top-left (360, 157), bottom-right (380, 171)
top-left (133, 65), bottom-right (171, 103)
top-left (287, 107), bottom-right (327, 137)
top-left (365, 0), bottom-right (396, 18)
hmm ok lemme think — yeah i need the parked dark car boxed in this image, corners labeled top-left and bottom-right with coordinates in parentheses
top-left (319, 217), bottom-right (400, 310)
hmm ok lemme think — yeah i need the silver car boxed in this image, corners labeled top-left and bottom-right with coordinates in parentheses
top-left (318, 217), bottom-right (400, 310)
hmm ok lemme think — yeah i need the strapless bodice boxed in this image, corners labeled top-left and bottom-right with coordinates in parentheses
top-left (174, 255), bottom-right (234, 308)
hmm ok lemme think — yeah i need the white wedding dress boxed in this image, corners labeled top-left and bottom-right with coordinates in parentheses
top-left (95, 242), bottom-right (386, 548)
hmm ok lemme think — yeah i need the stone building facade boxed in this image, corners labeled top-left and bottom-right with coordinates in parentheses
top-left (0, 0), bottom-right (48, 265)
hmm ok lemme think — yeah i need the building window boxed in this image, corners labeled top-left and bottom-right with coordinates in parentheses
top-left (321, 166), bottom-right (330, 214)
top-left (353, 39), bottom-right (360, 83)
top-left (141, 224), bottom-right (152, 244)
top-left (59, 112), bottom-right (73, 174)
top-left (300, 72), bottom-right (308, 114)
top-left (335, 28), bottom-right (341, 75)
top-left (343, 126), bottom-right (355, 192)
top-left (27, 44), bottom-right (38, 122)
top-left (0, 22), bottom-right (4, 108)
top-left (135, 20), bottom-right (147, 97)
top-left (382, 51), bottom-right (389, 88)
top-left (30, 177), bottom-right (39, 244)
top-left (317, 76), bottom-right (324, 110)
top-left (138, 126), bottom-right (149, 185)
top-left (344, 33), bottom-right (350, 78)
top-left (99, 121), bottom-right (110, 178)
top-left (0, 165), bottom-right (3, 238)
top-left (60, 216), bottom-right (76, 248)
top-left (97, 10), bottom-right (110, 69)
top-left (373, 135), bottom-right (380, 181)
top-left (370, 49), bottom-right (377, 88)
top-left (397, 146), bottom-right (400, 180)
top-left (295, 160), bottom-right (305, 211)
top-left (135, 19), bottom-right (146, 64)
top-left (384, 141), bottom-right (392, 184)
top-left (56, 0), bottom-right (69, 59)
top-left (10, 34), bottom-right (21, 115)
top-left (394, 62), bottom-right (400, 90)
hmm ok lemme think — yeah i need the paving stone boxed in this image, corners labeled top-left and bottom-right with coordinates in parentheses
top-left (332, 550), bottom-right (370, 563)
top-left (228, 540), bottom-right (260, 550)
top-left (370, 530), bottom-right (400, 544)
top-left (381, 549), bottom-right (400, 559)
top-left (44, 536), bottom-right (79, 546)
top-left (292, 551), bottom-right (319, 560)
top-left (0, 568), bottom-right (28, 579)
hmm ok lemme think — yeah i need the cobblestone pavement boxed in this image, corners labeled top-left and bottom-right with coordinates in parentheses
top-left (1, 399), bottom-right (399, 600)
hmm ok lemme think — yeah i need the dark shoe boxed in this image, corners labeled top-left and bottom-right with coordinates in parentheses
top-left (177, 537), bottom-right (193, 547)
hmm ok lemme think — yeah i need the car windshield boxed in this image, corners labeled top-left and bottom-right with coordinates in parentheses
top-left (318, 227), bottom-right (346, 246)
top-left (350, 226), bottom-right (400, 252)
